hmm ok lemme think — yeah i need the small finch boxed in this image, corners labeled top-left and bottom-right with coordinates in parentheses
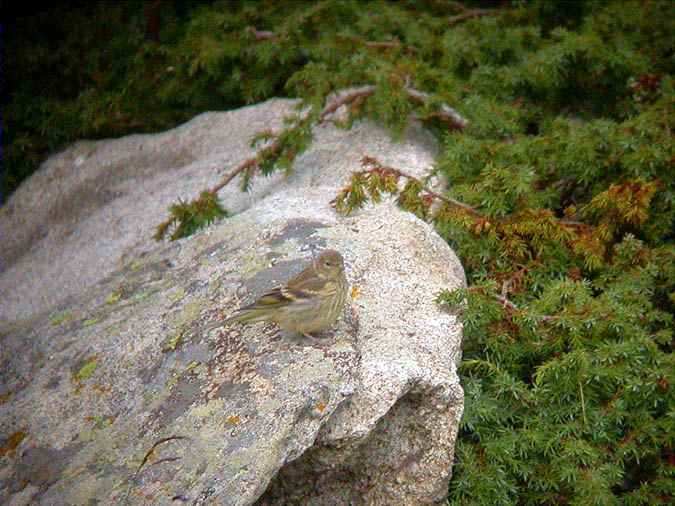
top-left (223, 249), bottom-right (348, 338)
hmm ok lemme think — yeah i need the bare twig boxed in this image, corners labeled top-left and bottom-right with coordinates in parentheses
top-left (319, 86), bottom-right (377, 123)
top-left (205, 85), bottom-right (467, 201)
top-left (148, 456), bottom-right (182, 467)
top-left (579, 381), bottom-right (587, 425)
top-left (448, 3), bottom-right (496, 27)
top-left (365, 40), bottom-right (401, 50)
top-left (404, 86), bottom-right (469, 129)
top-left (496, 293), bottom-right (557, 323)
top-left (248, 27), bottom-right (418, 53)
top-left (469, 283), bottom-right (557, 323)
top-left (355, 156), bottom-right (481, 216)
top-left (363, 39), bottom-right (418, 54)
top-left (389, 167), bottom-right (478, 215)
top-left (209, 142), bottom-right (281, 195)
top-left (136, 435), bottom-right (188, 474)
top-left (246, 26), bottom-right (277, 41)
top-left (320, 85), bottom-right (468, 130)
top-left (468, 285), bottom-right (518, 311)
top-left (496, 294), bottom-right (518, 311)
top-left (558, 218), bottom-right (587, 228)
top-left (210, 82), bottom-right (468, 195)
top-left (496, 291), bottom-right (558, 322)
top-left (122, 435), bottom-right (190, 505)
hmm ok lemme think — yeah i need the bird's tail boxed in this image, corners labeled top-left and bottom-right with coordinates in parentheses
top-left (222, 308), bottom-right (267, 325)
top-left (201, 308), bottom-right (265, 334)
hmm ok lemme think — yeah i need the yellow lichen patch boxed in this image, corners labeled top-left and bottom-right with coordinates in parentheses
top-left (132, 291), bottom-right (150, 302)
top-left (85, 415), bottom-right (114, 429)
top-left (104, 323), bottom-right (122, 336)
top-left (186, 361), bottom-right (200, 372)
top-left (166, 361), bottom-right (202, 391)
top-left (75, 358), bottom-right (98, 381)
top-left (165, 373), bottom-right (180, 391)
top-left (186, 398), bottom-right (226, 426)
top-left (350, 284), bottom-right (360, 299)
top-left (51, 310), bottom-right (73, 326)
top-left (315, 402), bottom-right (327, 413)
top-left (107, 293), bottom-right (121, 305)
top-left (168, 288), bottom-right (187, 303)
top-left (226, 415), bottom-right (241, 425)
top-left (162, 328), bottom-right (184, 352)
top-left (106, 287), bottom-right (125, 305)
top-left (169, 299), bottom-right (206, 329)
top-left (0, 430), bottom-right (26, 457)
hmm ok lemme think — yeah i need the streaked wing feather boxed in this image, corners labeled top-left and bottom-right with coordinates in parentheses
top-left (286, 268), bottom-right (332, 294)
top-left (246, 287), bottom-right (291, 308)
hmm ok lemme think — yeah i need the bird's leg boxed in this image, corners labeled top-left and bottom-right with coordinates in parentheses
top-left (302, 332), bottom-right (321, 343)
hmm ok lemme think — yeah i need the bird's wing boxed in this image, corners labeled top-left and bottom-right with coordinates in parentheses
top-left (286, 269), bottom-right (333, 296)
top-left (252, 287), bottom-right (295, 307)
top-left (236, 267), bottom-right (335, 313)
top-left (246, 274), bottom-right (328, 308)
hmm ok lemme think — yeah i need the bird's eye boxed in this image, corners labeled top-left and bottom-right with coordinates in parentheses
top-left (324, 261), bottom-right (332, 267)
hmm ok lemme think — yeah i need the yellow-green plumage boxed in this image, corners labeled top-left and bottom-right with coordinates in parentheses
top-left (225, 250), bottom-right (348, 336)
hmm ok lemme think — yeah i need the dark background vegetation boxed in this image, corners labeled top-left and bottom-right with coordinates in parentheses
top-left (4, 1), bottom-right (673, 504)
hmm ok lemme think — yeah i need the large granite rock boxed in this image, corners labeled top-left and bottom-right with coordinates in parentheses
top-left (0, 98), bottom-right (438, 323)
top-left (0, 100), bottom-right (464, 505)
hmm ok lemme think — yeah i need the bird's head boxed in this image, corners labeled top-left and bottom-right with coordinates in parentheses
top-left (314, 249), bottom-right (344, 278)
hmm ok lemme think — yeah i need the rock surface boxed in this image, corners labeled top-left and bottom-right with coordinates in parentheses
top-left (0, 100), bottom-right (464, 505)
top-left (0, 98), bottom-right (438, 323)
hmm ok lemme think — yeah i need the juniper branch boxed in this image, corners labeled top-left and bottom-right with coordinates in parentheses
top-left (247, 26), bottom-right (418, 53)
top-left (357, 156), bottom-right (481, 216)
top-left (158, 82), bottom-right (467, 241)
top-left (209, 142), bottom-right (281, 195)
top-left (404, 86), bottom-right (469, 129)
top-left (364, 40), bottom-right (403, 50)
top-left (448, 3), bottom-right (496, 27)
top-left (320, 85), bottom-right (468, 129)
top-left (211, 82), bottom-right (468, 196)
top-left (319, 86), bottom-right (377, 123)
top-left (213, 85), bottom-right (468, 195)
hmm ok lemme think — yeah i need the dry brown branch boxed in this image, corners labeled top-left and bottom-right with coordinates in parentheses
top-left (358, 156), bottom-right (481, 217)
top-left (320, 85), bottom-right (468, 130)
top-left (501, 266), bottom-right (528, 299)
top-left (209, 142), bottom-right (281, 195)
top-left (363, 39), bottom-right (419, 54)
top-left (123, 435), bottom-right (190, 505)
top-left (365, 40), bottom-right (400, 50)
top-left (494, 293), bottom-right (556, 322)
top-left (246, 26), bottom-right (277, 41)
top-left (209, 84), bottom-right (468, 198)
top-left (496, 294), bottom-right (518, 311)
top-left (448, 4), bottom-right (496, 27)
top-left (404, 86), bottom-right (469, 129)
top-left (248, 27), bottom-right (418, 53)
top-left (337, 156), bottom-right (592, 238)
top-left (468, 286), bottom-right (518, 311)
top-left (319, 86), bottom-right (377, 123)
top-left (478, 288), bottom-right (556, 323)
top-left (558, 218), bottom-right (587, 228)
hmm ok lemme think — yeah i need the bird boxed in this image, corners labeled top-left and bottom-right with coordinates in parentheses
top-left (220, 249), bottom-right (348, 339)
